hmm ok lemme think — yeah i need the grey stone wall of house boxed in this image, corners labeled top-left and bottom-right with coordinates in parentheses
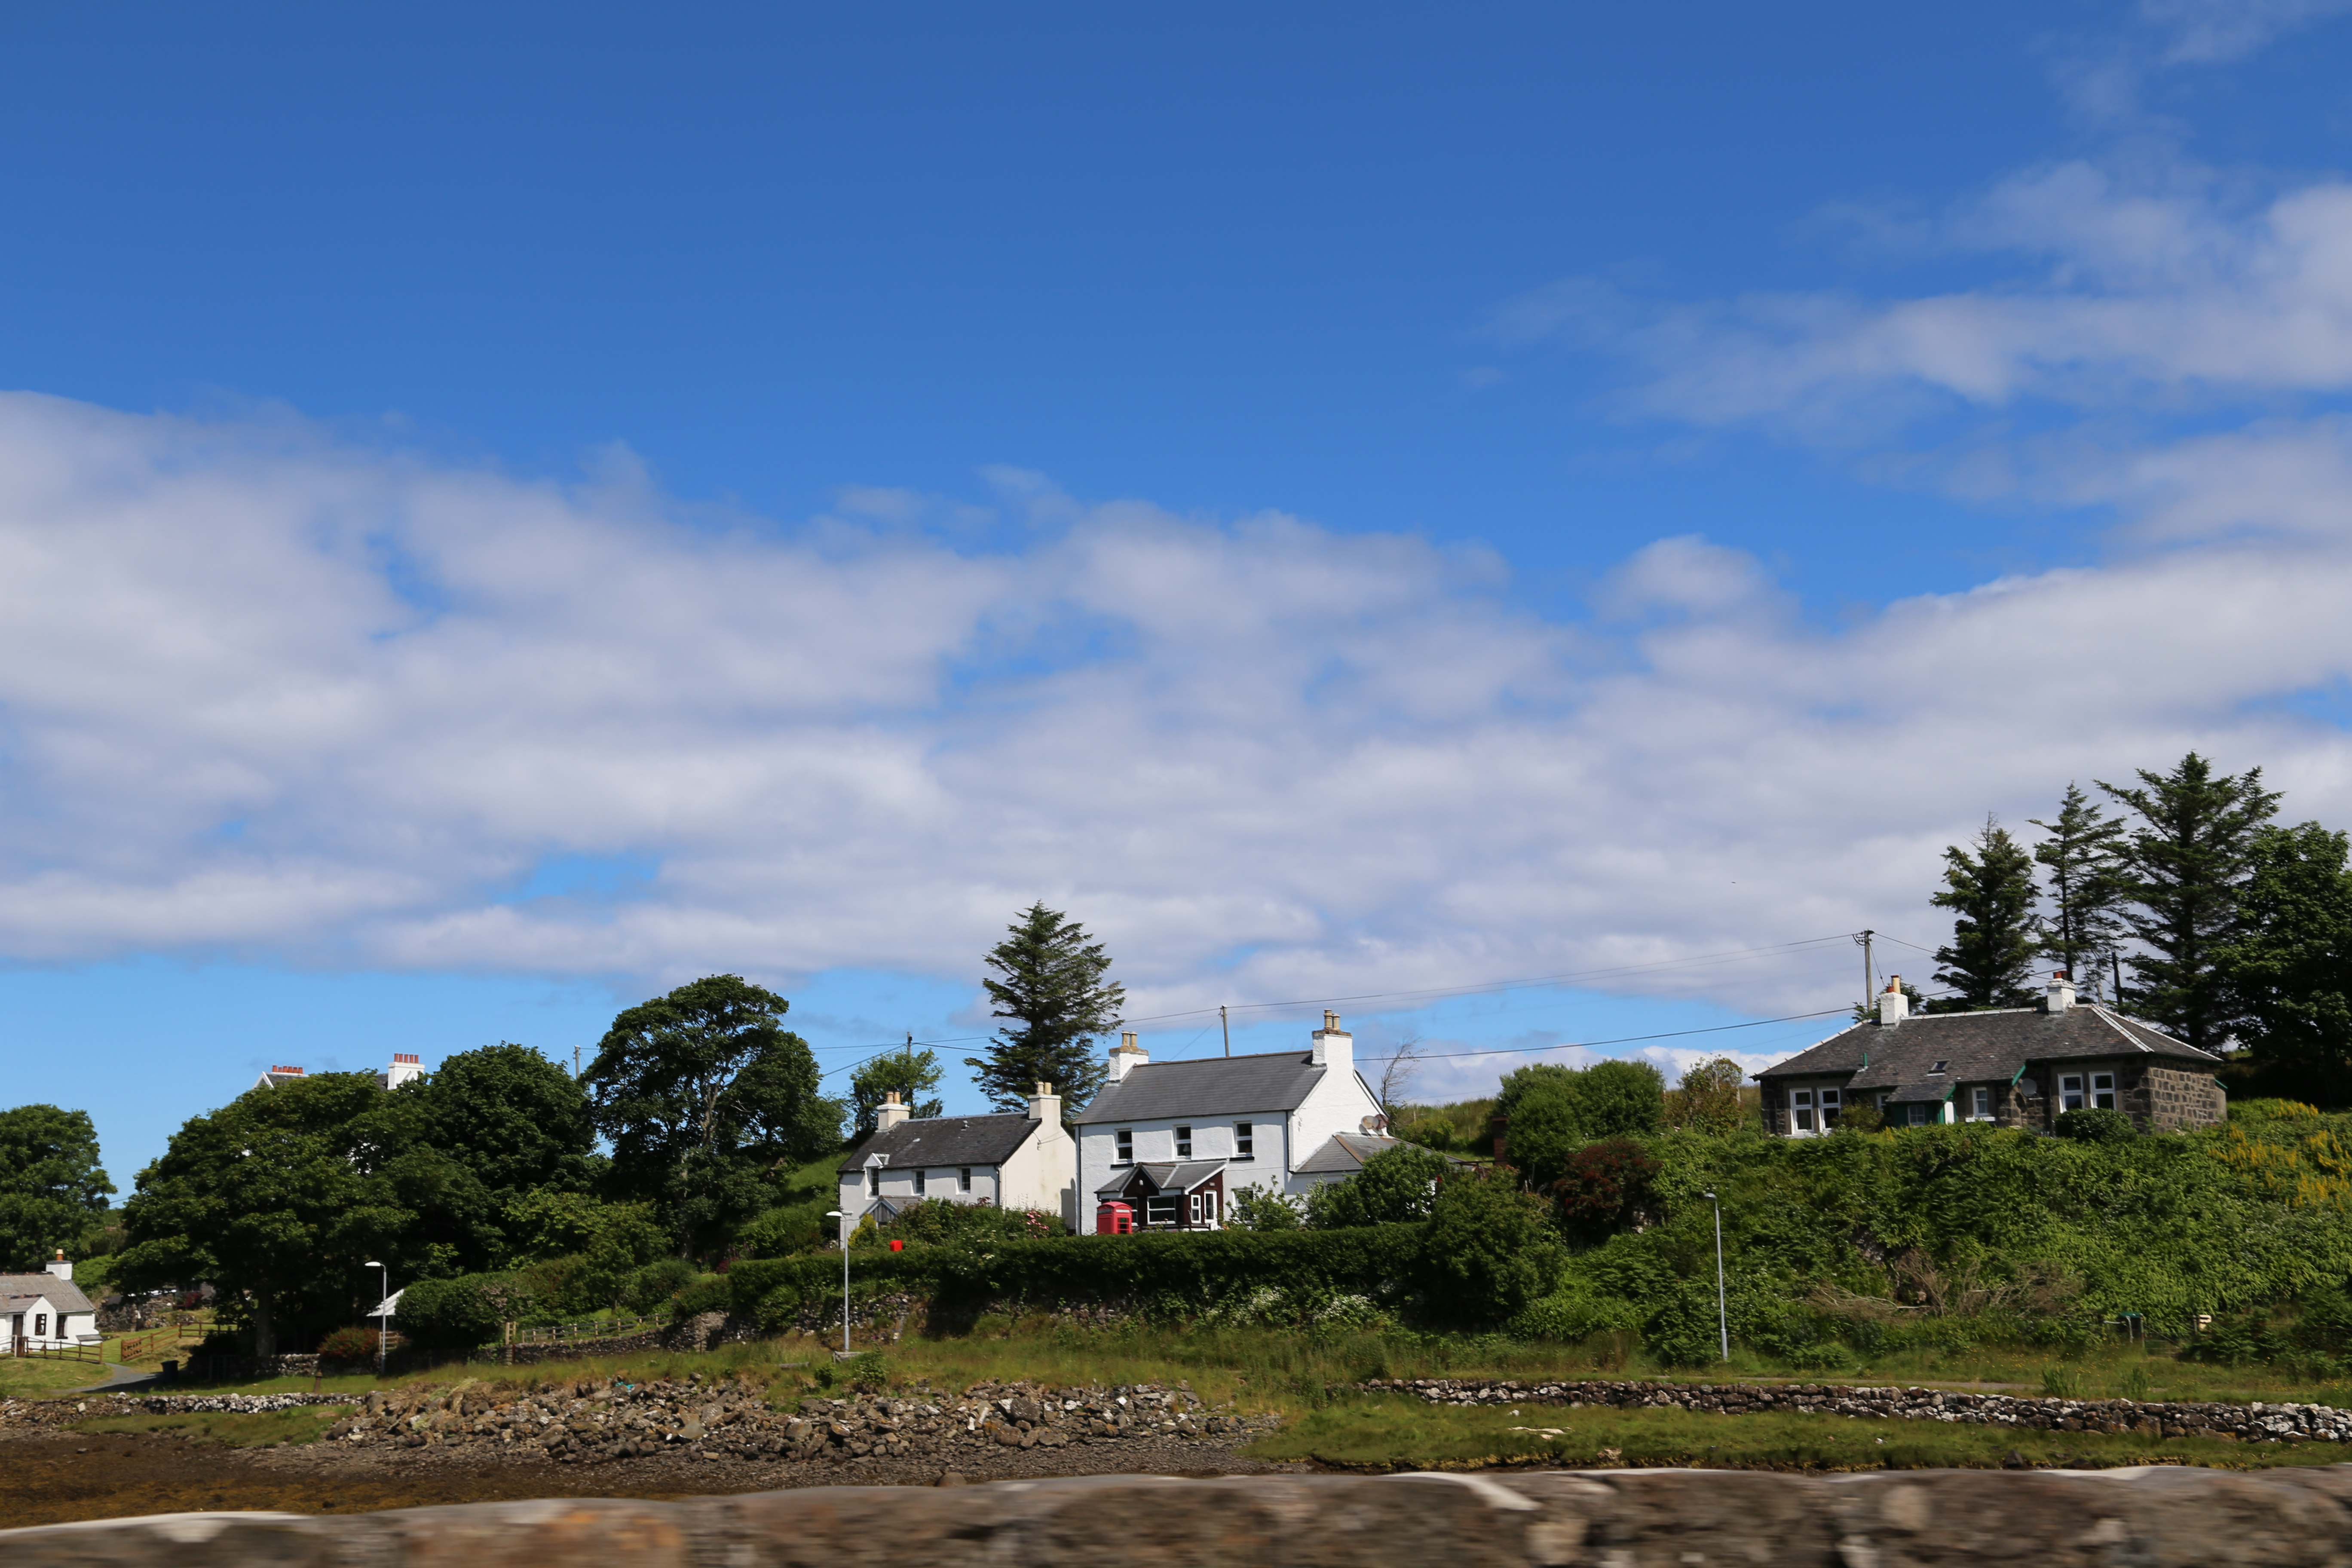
top-left (2141, 1062), bottom-right (2227, 1131)
top-left (10, 1467), bottom-right (2352, 1568)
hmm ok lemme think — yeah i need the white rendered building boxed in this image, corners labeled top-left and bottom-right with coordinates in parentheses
top-left (837, 1084), bottom-right (1077, 1229)
top-left (2, 1253), bottom-right (98, 1352)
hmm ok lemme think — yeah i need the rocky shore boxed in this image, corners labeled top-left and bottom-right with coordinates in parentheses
top-left (1363, 1376), bottom-right (2352, 1442)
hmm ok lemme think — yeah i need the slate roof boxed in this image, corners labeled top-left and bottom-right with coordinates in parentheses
top-left (0, 1275), bottom-right (95, 1315)
top-left (1077, 1049), bottom-right (1331, 1125)
top-left (1095, 1161), bottom-right (1228, 1198)
top-left (839, 1112), bottom-right (1041, 1174)
top-left (1295, 1131), bottom-right (1403, 1174)
top-left (1757, 1004), bottom-right (2223, 1094)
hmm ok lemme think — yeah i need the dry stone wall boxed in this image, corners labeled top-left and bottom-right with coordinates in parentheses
top-left (1369, 1377), bottom-right (2352, 1444)
top-left (11, 1467), bottom-right (2352, 1568)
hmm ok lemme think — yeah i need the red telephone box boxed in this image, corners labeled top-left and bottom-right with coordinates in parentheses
top-left (1096, 1200), bottom-right (1136, 1234)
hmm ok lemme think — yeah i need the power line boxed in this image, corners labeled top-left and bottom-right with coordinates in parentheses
top-left (1405, 1006), bottom-right (1855, 1063)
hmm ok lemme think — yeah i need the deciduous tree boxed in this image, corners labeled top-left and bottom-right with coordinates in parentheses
top-left (0, 1105), bottom-right (114, 1271)
top-left (850, 1041), bottom-right (944, 1142)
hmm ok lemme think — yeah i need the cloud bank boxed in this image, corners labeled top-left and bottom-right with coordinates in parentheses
top-left (5, 377), bottom-right (2352, 1026)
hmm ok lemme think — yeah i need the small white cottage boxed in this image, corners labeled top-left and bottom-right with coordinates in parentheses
top-left (837, 1083), bottom-right (1077, 1228)
top-left (2, 1253), bottom-right (99, 1352)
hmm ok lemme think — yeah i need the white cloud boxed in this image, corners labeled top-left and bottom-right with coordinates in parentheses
top-left (7, 390), bottom-right (2352, 1031)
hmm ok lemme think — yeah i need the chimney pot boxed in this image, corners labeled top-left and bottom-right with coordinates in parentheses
top-left (1107, 1032), bottom-right (1148, 1082)
top-left (1877, 977), bottom-right (1909, 1027)
top-left (2045, 970), bottom-right (2076, 1014)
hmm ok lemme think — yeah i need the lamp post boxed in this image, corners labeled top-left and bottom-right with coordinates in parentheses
top-left (363, 1261), bottom-right (389, 1379)
top-left (824, 1211), bottom-right (849, 1354)
top-left (1701, 1192), bottom-right (1728, 1363)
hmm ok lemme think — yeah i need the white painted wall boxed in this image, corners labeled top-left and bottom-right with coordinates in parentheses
top-left (4, 1294), bottom-right (95, 1347)
top-left (1076, 1112), bottom-right (1287, 1232)
top-left (835, 1113), bottom-right (1075, 1227)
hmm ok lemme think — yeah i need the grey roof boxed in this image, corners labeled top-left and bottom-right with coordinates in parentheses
top-left (1295, 1132), bottom-right (1403, 1174)
top-left (1078, 1050), bottom-right (1330, 1125)
top-left (0, 1274), bottom-right (95, 1314)
top-left (1758, 1003), bottom-right (2223, 1097)
top-left (839, 1112), bottom-right (1041, 1175)
top-left (1094, 1160), bottom-right (1227, 1198)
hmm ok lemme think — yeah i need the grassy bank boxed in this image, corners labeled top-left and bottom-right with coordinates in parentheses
top-left (76, 1405), bottom-right (352, 1447)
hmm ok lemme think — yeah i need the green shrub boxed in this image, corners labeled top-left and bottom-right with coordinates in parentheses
top-left (395, 1274), bottom-right (511, 1349)
top-left (315, 1325), bottom-right (379, 1362)
top-left (619, 1258), bottom-right (695, 1314)
top-left (1305, 1144), bottom-right (1455, 1228)
top-left (1417, 1169), bottom-right (1563, 1326)
top-left (845, 1350), bottom-right (888, 1390)
top-left (2056, 1108), bottom-right (2137, 1144)
top-left (673, 1273), bottom-right (732, 1319)
top-left (1226, 1182), bottom-right (1305, 1231)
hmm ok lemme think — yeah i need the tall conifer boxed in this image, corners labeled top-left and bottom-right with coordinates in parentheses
top-left (2030, 783), bottom-right (2131, 997)
top-left (1930, 816), bottom-right (2041, 1008)
top-left (968, 902), bottom-right (1124, 1115)
top-left (2098, 752), bottom-right (2281, 1051)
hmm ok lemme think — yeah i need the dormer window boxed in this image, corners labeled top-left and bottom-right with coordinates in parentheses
top-left (1928, 1060), bottom-right (1948, 1075)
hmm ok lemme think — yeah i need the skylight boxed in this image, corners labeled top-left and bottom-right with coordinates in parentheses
top-left (1929, 1060), bottom-right (1948, 1074)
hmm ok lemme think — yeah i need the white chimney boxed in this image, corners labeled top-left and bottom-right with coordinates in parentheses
top-left (45, 1250), bottom-right (70, 1282)
top-left (380, 1052), bottom-right (425, 1090)
top-left (1107, 1031), bottom-right (1147, 1082)
top-left (2045, 971), bottom-right (2075, 1014)
top-left (877, 1090), bottom-right (912, 1131)
top-left (1311, 1010), bottom-right (1353, 1075)
top-left (1877, 978), bottom-right (1909, 1027)
top-left (1026, 1081), bottom-right (1061, 1123)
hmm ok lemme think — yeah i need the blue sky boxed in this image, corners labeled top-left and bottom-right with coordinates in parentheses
top-left (7, 1), bottom-right (2352, 1184)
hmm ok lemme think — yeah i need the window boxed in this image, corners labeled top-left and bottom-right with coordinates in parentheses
top-left (867, 1167), bottom-right (880, 1197)
top-left (1908, 1103), bottom-right (1936, 1127)
top-left (1820, 1088), bottom-right (1842, 1128)
top-left (2092, 1072), bottom-right (2117, 1110)
top-left (1234, 1122), bottom-right (1254, 1160)
top-left (1188, 1191), bottom-right (1205, 1225)
top-left (1144, 1194), bottom-right (1178, 1228)
top-left (1791, 1088), bottom-right (1815, 1132)
top-left (1970, 1087), bottom-right (1993, 1120)
top-left (1115, 1129), bottom-right (1133, 1165)
top-left (1175, 1124), bottom-right (1192, 1158)
top-left (959, 1167), bottom-right (972, 1192)
top-left (1928, 1060), bottom-right (1948, 1075)
top-left (34, 1314), bottom-right (48, 1338)
top-left (2060, 1074), bottom-right (2086, 1112)
top-left (913, 1169), bottom-right (927, 1197)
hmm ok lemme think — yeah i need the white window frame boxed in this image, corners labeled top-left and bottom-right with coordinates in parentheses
top-left (1819, 1087), bottom-right (1841, 1128)
top-left (867, 1167), bottom-right (880, 1197)
top-left (1175, 1124), bottom-right (1192, 1159)
top-left (2060, 1074), bottom-right (2086, 1112)
top-left (1115, 1129), bottom-right (1133, 1166)
top-left (34, 1313), bottom-right (48, 1338)
top-left (913, 1168), bottom-right (927, 1197)
top-left (1969, 1086), bottom-right (1993, 1120)
top-left (1791, 1088), bottom-right (1815, 1132)
top-left (1234, 1122), bottom-right (1254, 1161)
top-left (958, 1166), bottom-right (972, 1192)
top-left (2091, 1072), bottom-right (2117, 1110)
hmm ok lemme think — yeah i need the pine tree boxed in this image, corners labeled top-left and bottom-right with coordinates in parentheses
top-left (2220, 822), bottom-right (2352, 1106)
top-left (2030, 783), bottom-right (2132, 996)
top-left (2099, 753), bottom-right (2281, 1051)
top-left (967, 902), bottom-right (1124, 1115)
top-left (1930, 815), bottom-right (2041, 1008)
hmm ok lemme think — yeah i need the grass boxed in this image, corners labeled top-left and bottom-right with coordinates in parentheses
top-left (75, 1405), bottom-right (352, 1447)
top-left (0, 1355), bottom-right (118, 1396)
top-left (1245, 1394), bottom-right (2345, 1473)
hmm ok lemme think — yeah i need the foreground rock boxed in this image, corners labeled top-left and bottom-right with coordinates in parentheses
top-left (10, 1466), bottom-right (2352, 1567)
top-left (1366, 1377), bottom-right (2352, 1444)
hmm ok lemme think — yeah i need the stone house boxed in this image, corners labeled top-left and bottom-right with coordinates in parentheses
top-left (1755, 972), bottom-right (2226, 1135)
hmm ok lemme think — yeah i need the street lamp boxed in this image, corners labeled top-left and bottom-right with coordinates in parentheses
top-left (363, 1261), bottom-right (389, 1379)
top-left (1701, 1192), bottom-right (1728, 1363)
top-left (824, 1212), bottom-right (849, 1354)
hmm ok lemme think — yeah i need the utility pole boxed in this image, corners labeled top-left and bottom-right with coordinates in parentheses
top-left (573, 1044), bottom-right (580, 1078)
top-left (904, 1032), bottom-right (913, 1060)
top-left (1854, 929), bottom-right (1876, 1014)
top-left (1220, 1005), bottom-right (1230, 1057)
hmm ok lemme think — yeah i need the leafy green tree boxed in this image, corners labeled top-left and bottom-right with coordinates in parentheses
top-left (2055, 1107), bottom-right (2137, 1145)
top-left (1304, 1143), bottom-right (1455, 1228)
top-left (1930, 815), bottom-right (2041, 1008)
top-left (2030, 783), bottom-right (2132, 995)
top-left (585, 975), bottom-right (841, 1257)
top-left (2223, 822), bottom-right (2352, 1106)
top-left (1417, 1167), bottom-right (1562, 1325)
top-left (968, 903), bottom-right (1124, 1114)
top-left (417, 1043), bottom-right (599, 1216)
top-left (849, 1042), bottom-right (944, 1142)
top-left (0, 1105), bottom-right (114, 1271)
top-left (2101, 753), bottom-right (2282, 1050)
top-left (116, 1073), bottom-right (412, 1356)
top-left (1666, 1057), bottom-right (1748, 1134)
top-left (1496, 1059), bottom-right (1664, 1189)
top-left (1224, 1182), bottom-right (1305, 1231)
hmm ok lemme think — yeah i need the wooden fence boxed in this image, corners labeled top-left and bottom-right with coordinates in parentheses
top-left (7, 1337), bottom-right (105, 1363)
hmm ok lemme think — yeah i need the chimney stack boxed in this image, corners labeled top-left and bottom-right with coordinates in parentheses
top-left (1311, 1010), bottom-right (1354, 1075)
top-left (1877, 977), bottom-right (1909, 1027)
top-left (877, 1089), bottom-right (912, 1131)
top-left (1107, 1031), bottom-right (1148, 1082)
top-left (46, 1250), bottom-right (71, 1282)
top-left (1026, 1081), bottom-right (1061, 1124)
top-left (2045, 970), bottom-right (2076, 1014)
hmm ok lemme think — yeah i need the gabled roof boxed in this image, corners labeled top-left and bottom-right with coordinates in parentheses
top-left (1758, 1003), bottom-right (2223, 1092)
top-left (1295, 1131), bottom-right (1404, 1174)
top-left (1094, 1161), bottom-right (1227, 1198)
top-left (0, 1275), bottom-right (95, 1314)
top-left (839, 1112), bottom-right (1042, 1174)
top-left (1077, 1050), bottom-right (1331, 1125)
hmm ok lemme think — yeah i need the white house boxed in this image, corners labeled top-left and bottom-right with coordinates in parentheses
top-left (3, 1253), bottom-right (99, 1352)
top-left (251, 1053), bottom-right (427, 1093)
top-left (837, 1084), bottom-right (1077, 1228)
top-left (1074, 1012), bottom-right (1391, 1234)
